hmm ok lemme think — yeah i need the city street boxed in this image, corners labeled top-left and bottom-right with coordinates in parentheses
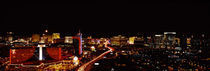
top-left (78, 47), bottom-right (114, 71)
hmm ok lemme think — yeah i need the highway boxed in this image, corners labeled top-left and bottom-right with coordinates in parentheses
top-left (77, 47), bottom-right (114, 71)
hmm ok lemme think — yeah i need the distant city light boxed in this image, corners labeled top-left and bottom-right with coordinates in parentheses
top-left (128, 37), bottom-right (135, 44)
top-left (155, 34), bottom-right (162, 37)
top-left (84, 52), bottom-right (88, 55)
top-left (52, 33), bottom-right (60, 40)
top-left (164, 32), bottom-right (176, 35)
top-left (12, 49), bottom-right (16, 54)
top-left (91, 46), bottom-right (95, 49)
top-left (65, 36), bottom-right (73, 43)
top-left (45, 30), bottom-right (48, 33)
top-left (91, 46), bottom-right (96, 52)
top-left (94, 63), bottom-right (99, 65)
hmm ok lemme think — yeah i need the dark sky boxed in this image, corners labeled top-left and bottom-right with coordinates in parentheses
top-left (3, 3), bottom-right (209, 35)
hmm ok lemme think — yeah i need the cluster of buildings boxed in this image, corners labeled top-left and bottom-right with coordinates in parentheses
top-left (0, 30), bottom-right (75, 46)
top-left (1, 31), bottom-right (209, 49)
top-left (0, 31), bottom-right (209, 70)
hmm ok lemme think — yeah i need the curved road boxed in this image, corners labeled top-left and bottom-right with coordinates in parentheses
top-left (77, 47), bottom-right (114, 71)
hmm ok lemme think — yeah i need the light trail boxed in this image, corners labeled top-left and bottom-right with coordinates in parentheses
top-left (77, 47), bottom-right (114, 71)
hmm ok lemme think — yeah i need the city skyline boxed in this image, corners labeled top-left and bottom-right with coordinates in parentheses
top-left (1, 3), bottom-right (209, 71)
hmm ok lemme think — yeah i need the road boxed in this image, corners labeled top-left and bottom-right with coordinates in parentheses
top-left (77, 47), bottom-right (114, 71)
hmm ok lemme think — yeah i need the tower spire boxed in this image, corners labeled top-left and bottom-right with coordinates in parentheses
top-left (77, 28), bottom-right (82, 35)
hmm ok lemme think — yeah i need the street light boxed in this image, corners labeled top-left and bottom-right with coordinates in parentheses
top-left (73, 56), bottom-right (79, 66)
top-left (73, 56), bottom-right (78, 61)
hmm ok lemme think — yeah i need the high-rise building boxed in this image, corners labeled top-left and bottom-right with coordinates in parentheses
top-left (6, 32), bottom-right (14, 42)
top-left (154, 34), bottom-right (164, 48)
top-left (52, 33), bottom-right (60, 40)
top-left (128, 37), bottom-right (136, 44)
top-left (32, 34), bottom-right (40, 42)
top-left (65, 36), bottom-right (73, 44)
top-left (163, 32), bottom-right (176, 49)
top-left (134, 37), bottom-right (145, 47)
top-left (46, 35), bottom-right (53, 43)
top-left (110, 35), bottom-right (128, 46)
top-left (73, 31), bottom-right (83, 56)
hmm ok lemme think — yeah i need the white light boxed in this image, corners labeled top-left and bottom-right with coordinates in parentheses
top-left (45, 30), bottom-right (48, 33)
top-left (91, 46), bottom-right (95, 49)
top-left (155, 35), bottom-right (162, 37)
top-left (75, 62), bottom-right (79, 65)
top-left (73, 56), bottom-right (78, 61)
top-left (38, 44), bottom-right (46, 47)
top-left (39, 47), bottom-right (43, 60)
top-left (94, 63), bottom-right (99, 65)
top-left (111, 68), bottom-right (114, 71)
top-left (84, 52), bottom-right (88, 55)
top-left (164, 32), bottom-right (176, 35)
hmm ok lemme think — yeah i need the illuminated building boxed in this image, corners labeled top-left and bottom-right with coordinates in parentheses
top-left (73, 31), bottom-right (82, 56)
top-left (99, 38), bottom-right (104, 44)
top-left (39, 37), bottom-right (45, 43)
top-left (32, 34), bottom-right (40, 42)
top-left (8, 36), bottom-right (13, 42)
top-left (53, 38), bottom-right (64, 43)
top-left (10, 47), bottom-right (35, 64)
top-left (145, 36), bottom-right (154, 48)
top-left (87, 36), bottom-right (92, 39)
top-left (110, 35), bottom-right (128, 46)
top-left (128, 37), bottom-right (136, 44)
top-left (10, 46), bottom-right (62, 64)
top-left (163, 32), bottom-right (176, 49)
top-left (52, 33), bottom-right (60, 40)
top-left (40, 30), bottom-right (53, 43)
top-left (187, 38), bottom-right (191, 45)
top-left (4, 32), bottom-right (14, 42)
top-left (64, 36), bottom-right (73, 44)
top-left (7, 32), bottom-right (13, 35)
top-left (154, 34), bottom-right (164, 48)
top-left (46, 35), bottom-right (53, 43)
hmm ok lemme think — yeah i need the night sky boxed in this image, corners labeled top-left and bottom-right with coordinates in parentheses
top-left (3, 3), bottom-right (209, 36)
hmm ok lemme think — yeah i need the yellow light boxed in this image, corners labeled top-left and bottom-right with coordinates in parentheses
top-left (12, 49), bottom-right (16, 54)
top-left (52, 33), bottom-right (60, 39)
top-left (129, 37), bottom-right (135, 44)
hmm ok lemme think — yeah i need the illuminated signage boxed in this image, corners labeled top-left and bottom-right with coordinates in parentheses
top-left (164, 32), bottom-right (176, 35)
